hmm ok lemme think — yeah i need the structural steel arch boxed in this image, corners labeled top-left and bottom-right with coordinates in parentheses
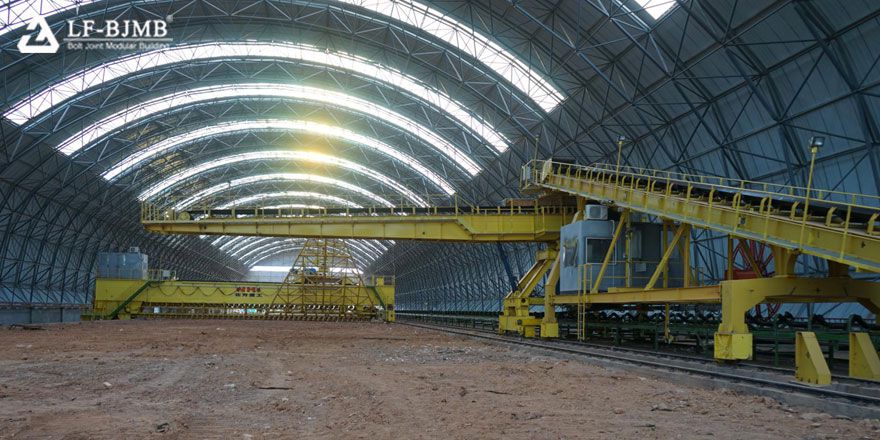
top-left (1, 0), bottom-right (878, 315)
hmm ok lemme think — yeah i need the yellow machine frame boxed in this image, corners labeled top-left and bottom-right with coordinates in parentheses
top-left (87, 277), bottom-right (395, 322)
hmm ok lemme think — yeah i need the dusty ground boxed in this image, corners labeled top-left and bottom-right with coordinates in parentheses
top-left (0, 321), bottom-right (877, 439)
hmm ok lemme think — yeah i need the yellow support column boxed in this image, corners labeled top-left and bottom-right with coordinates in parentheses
top-left (795, 331), bottom-right (831, 386)
top-left (540, 250), bottom-right (562, 338)
top-left (714, 281), bottom-right (766, 360)
top-left (849, 332), bottom-right (880, 381)
top-left (540, 202), bottom-right (586, 339)
top-left (498, 248), bottom-right (556, 336)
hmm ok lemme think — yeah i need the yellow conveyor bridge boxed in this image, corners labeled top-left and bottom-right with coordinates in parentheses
top-left (140, 159), bottom-right (880, 373)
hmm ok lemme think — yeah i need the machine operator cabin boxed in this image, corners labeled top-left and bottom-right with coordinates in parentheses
top-left (1, 0), bottom-right (879, 437)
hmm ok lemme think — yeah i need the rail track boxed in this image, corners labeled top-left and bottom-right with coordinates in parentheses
top-left (399, 319), bottom-right (880, 418)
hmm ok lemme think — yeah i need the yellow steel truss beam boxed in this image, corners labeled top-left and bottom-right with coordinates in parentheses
top-left (540, 247), bottom-right (563, 338)
top-left (555, 285), bottom-right (720, 305)
top-left (142, 206), bottom-right (570, 242)
top-left (715, 277), bottom-right (880, 360)
top-left (531, 161), bottom-right (880, 272)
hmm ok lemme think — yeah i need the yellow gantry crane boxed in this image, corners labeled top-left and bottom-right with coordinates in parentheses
top-left (140, 159), bottom-right (880, 372)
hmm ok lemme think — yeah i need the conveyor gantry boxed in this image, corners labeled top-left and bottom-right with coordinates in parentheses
top-left (499, 160), bottom-right (880, 365)
top-left (141, 204), bottom-right (573, 242)
top-left (523, 160), bottom-right (880, 273)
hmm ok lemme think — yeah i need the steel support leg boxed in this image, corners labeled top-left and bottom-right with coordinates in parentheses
top-left (849, 332), bottom-right (880, 381)
top-left (498, 248), bottom-right (556, 336)
top-left (714, 280), bottom-right (770, 361)
top-left (796, 331), bottom-right (831, 386)
top-left (540, 250), bottom-right (562, 338)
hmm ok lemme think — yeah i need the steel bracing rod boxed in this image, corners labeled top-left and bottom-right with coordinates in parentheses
top-left (3, 21), bottom-right (536, 180)
top-left (0, 0), bottom-right (616, 209)
top-left (793, 1), bottom-right (880, 196)
top-left (636, 3), bottom-right (880, 185)
top-left (15, 97), bottom-right (475, 199)
top-left (643, 223), bottom-right (688, 291)
top-left (0, 113), bottom-right (443, 296)
top-left (0, 0), bottom-right (560, 114)
top-left (0, 0), bottom-right (524, 300)
top-left (0, 177), bottom-right (245, 304)
top-left (389, 242), bottom-right (539, 312)
top-left (0, 2), bottom-right (553, 142)
top-left (591, 210), bottom-right (629, 293)
top-left (241, 240), bottom-right (380, 269)
top-left (1, 81), bottom-right (502, 249)
top-left (4, 63), bottom-right (529, 203)
top-left (444, 0), bottom-right (841, 205)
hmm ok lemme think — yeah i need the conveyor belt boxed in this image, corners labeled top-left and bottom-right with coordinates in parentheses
top-left (524, 160), bottom-right (880, 272)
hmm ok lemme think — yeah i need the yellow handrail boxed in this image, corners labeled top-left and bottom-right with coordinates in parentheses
top-left (527, 159), bottom-right (880, 211)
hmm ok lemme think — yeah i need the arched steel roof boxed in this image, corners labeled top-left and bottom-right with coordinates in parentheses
top-left (2, 0), bottom-right (879, 308)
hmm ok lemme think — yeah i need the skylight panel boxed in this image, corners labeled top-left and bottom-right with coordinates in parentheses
top-left (137, 151), bottom-right (427, 207)
top-left (217, 236), bottom-right (247, 251)
top-left (102, 119), bottom-right (455, 195)
top-left (634, 0), bottom-right (675, 19)
top-left (2, 1), bottom-right (563, 112)
top-left (337, 0), bottom-right (564, 112)
top-left (261, 204), bottom-right (324, 210)
top-left (217, 192), bottom-right (362, 209)
top-left (238, 242), bottom-right (296, 263)
top-left (4, 42), bottom-right (509, 153)
top-left (250, 265), bottom-right (362, 274)
top-left (54, 83), bottom-right (480, 177)
top-left (174, 173), bottom-right (394, 210)
top-left (243, 239), bottom-right (373, 268)
top-left (250, 266), bottom-right (297, 273)
top-left (239, 240), bottom-right (367, 266)
top-left (226, 238), bottom-right (272, 257)
top-left (229, 238), bottom-right (275, 258)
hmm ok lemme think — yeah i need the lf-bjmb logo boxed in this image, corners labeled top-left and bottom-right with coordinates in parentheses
top-left (16, 14), bottom-right (172, 54)
top-left (17, 16), bottom-right (59, 54)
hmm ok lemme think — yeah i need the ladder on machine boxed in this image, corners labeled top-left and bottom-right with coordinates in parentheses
top-left (576, 293), bottom-right (587, 341)
top-left (576, 264), bottom-right (590, 341)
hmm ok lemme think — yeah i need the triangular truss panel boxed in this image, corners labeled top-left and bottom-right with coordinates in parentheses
top-left (270, 239), bottom-right (378, 320)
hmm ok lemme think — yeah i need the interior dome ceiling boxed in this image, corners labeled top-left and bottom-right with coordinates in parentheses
top-left (2, 0), bottom-right (879, 305)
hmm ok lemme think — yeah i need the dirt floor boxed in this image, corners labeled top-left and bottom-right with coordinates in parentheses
top-left (0, 320), bottom-right (877, 439)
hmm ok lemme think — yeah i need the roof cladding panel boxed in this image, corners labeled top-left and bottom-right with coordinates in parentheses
top-left (1, 0), bottom-right (879, 314)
